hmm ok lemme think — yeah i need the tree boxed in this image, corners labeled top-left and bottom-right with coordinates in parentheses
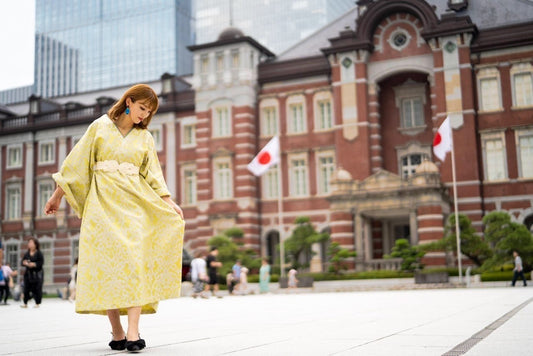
top-left (385, 238), bottom-right (424, 271)
top-left (481, 211), bottom-right (533, 271)
top-left (208, 228), bottom-right (261, 277)
top-left (420, 214), bottom-right (492, 267)
top-left (327, 242), bottom-right (356, 274)
top-left (284, 216), bottom-right (329, 269)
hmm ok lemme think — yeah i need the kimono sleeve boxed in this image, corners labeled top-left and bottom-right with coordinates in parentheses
top-left (52, 120), bottom-right (97, 218)
top-left (139, 134), bottom-right (171, 197)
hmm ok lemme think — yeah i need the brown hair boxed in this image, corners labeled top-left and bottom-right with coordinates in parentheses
top-left (107, 84), bottom-right (159, 129)
top-left (27, 237), bottom-right (40, 251)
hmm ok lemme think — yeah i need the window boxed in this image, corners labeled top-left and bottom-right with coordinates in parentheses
top-left (288, 103), bottom-right (306, 133)
top-left (200, 54), bottom-right (209, 85)
top-left (6, 145), bottom-right (22, 169)
top-left (182, 166), bottom-right (197, 205)
top-left (5, 243), bottom-right (20, 283)
top-left (38, 181), bottom-right (54, 217)
top-left (289, 156), bottom-right (308, 197)
top-left (511, 65), bottom-right (533, 108)
top-left (401, 153), bottom-right (428, 179)
top-left (214, 159), bottom-right (233, 199)
top-left (38, 141), bottom-right (55, 165)
top-left (477, 68), bottom-right (502, 112)
top-left (231, 49), bottom-right (239, 80)
top-left (40, 241), bottom-right (53, 285)
top-left (182, 124), bottom-right (196, 147)
top-left (482, 134), bottom-right (507, 181)
top-left (401, 97), bottom-right (424, 128)
top-left (149, 126), bottom-right (162, 151)
top-left (216, 51), bottom-right (224, 82)
top-left (261, 106), bottom-right (278, 136)
top-left (313, 91), bottom-right (334, 131)
top-left (262, 166), bottom-right (279, 199)
top-left (317, 154), bottom-right (335, 194)
top-left (517, 130), bottom-right (533, 178)
top-left (6, 185), bottom-right (21, 220)
top-left (212, 107), bottom-right (231, 137)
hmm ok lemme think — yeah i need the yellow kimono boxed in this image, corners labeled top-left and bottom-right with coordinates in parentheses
top-left (53, 114), bottom-right (184, 315)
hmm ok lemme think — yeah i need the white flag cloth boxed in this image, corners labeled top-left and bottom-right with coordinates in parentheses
top-left (433, 117), bottom-right (452, 162)
top-left (247, 136), bottom-right (280, 176)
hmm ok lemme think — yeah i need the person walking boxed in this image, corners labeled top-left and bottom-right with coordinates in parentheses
top-left (288, 268), bottom-right (299, 289)
top-left (44, 84), bottom-right (185, 352)
top-left (259, 258), bottom-right (271, 294)
top-left (231, 260), bottom-right (242, 294)
top-left (0, 262), bottom-right (17, 305)
top-left (20, 237), bottom-right (44, 308)
top-left (68, 258), bottom-right (78, 302)
top-left (511, 250), bottom-right (528, 287)
top-left (204, 247), bottom-right (222, 298)
top-left (190, 251), bottom-right (208, 299)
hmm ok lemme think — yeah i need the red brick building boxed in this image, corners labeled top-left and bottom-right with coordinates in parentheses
top-left (2, 0), bottom-right (533, 288)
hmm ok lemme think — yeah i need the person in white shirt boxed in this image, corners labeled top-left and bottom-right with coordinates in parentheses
top-left (511, 251), bottom-right (527, 287)
top-left (190, 251), bottom-right (208, 298)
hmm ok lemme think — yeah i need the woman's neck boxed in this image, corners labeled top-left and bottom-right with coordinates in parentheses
top-left (116, 113), bottom-right (134, 131)
top-left (29, 248), bottom-right (36, 254)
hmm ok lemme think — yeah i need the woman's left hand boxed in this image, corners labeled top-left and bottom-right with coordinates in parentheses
top-left (162, 196), bottom-right (184, 219)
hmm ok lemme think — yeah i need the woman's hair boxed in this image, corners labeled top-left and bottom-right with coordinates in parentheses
top-left (107, 84), bottom-right (159, 129)
top-left (27, 237), bottom-right (40, 251)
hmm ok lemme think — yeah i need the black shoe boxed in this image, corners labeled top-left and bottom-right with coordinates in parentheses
top-left (126, 338), bottom-right (146, 352)
top-left (109, 338), bottom-right (127, 350)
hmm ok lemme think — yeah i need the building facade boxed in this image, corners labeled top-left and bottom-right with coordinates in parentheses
top-left (1, 0), bottom-right (533, 289)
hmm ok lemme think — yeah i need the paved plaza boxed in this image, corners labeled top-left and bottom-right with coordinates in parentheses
top-left (1, 286), bottom-right (532, 355)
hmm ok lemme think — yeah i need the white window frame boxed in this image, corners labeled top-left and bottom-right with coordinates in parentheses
top-left (38, 140), bottom-right (55, 165)
top-left (212, 105), bottom-right (232, 138)
top-left (261, 165), bottom-right (279, 200)
top-left (37, 180), bottom-right (54, 218)
top-left (5, 183), bottom-right (22, 221)
top-left (39, 238), bottom-right (54, 285)
top-left (181, 116), bottom-right (197, 148)
top-left (213, 157), bottom-right (233, 200)
top-left (313, 91), bottom-right (334, 132)
top-left (200, 54), bottom-right (209, 86)
top-left (286, 95), bottom-right (307, 135)
top-left (181, 163), bottom-right (197, 206)
top-left (260, 98), bottom-right (279, 137)
top-left (316, 151), bottom-right (335, 195)
top-left (288, 152), bottom-right (309, 197)
top-left (481, 131), bottom-right (508, 182)
top-left (149, 124), bottom-right (163, 152)
top-left (396, 142), bottom-right (432, 179)
top-left (510, 63), bottom-right (533, 109)
top-left (6, 144), bottom-right (23, 169)
top-left (4, 241), bottom-right (20, 283)
top-left (393, 82), bottom-right (427, 132)
top-left (477, 67), bottom-right (503, 112)
top-left (515, 128), bottom-right (533, 179)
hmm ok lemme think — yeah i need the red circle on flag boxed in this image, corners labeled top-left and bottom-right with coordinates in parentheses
top-left (258, 152), bottom-right (271, 165)
top-left (433, 132), bottom-right (442, 146)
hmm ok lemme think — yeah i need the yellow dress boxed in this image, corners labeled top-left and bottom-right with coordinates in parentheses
top-left (53, 114), bottom-right (185, 315)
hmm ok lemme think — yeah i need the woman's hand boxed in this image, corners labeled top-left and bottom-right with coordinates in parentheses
top-left (44, 186), bottom-right (65, 215)
top-left (162, 196), bottom-right (184, 219)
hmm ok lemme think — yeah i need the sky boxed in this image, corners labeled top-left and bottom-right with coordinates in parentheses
top-left (0, 1), bottom-right (35, 91)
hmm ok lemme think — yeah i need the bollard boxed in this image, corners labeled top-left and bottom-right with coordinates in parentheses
top-left (466, 266), bottom-right (472, 288)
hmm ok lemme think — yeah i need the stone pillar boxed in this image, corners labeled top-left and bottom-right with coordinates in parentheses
top-left (22, 141), bottom-right (34, 232)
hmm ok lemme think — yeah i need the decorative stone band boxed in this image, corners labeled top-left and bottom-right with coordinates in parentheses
top-left (94, 160), bottom-right (139, 175)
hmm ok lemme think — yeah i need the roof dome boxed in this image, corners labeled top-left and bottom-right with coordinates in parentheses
top-left (218, 27), bottom-right (245, 41)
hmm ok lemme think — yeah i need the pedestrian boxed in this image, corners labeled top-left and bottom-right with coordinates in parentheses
top-left (226, 271), bottom-right (235, 295)
top-left (190, 251), bottom-right (208, 299)
top-left (68, 258), bottom-right (78, 302)
top-left (204, 247), bottom-right (222, 298)
top-left (231, 260), bottom-right (242, 294)
top-left (44, 84), bottom-right (185, 352)
top-left (288, 268), bottom-right (298, 289)
top-left (511, 250), bottom-right (527, 287)
top-left (259, 258), bottom-right (271, 293)
top-left (20, 237), bottom-right (44, 308)
top-left (239, 266), bottom-right (249, 295)
top-left (1, 262), bottom-right (18, 305)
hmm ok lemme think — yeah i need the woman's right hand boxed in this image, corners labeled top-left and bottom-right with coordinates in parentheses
top-left (44, 186), bottom-right (64, 215)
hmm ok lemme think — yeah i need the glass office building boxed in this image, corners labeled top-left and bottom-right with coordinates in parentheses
top-left (34, 0), bottom-right (194, 97)
top-left (195, 0), bottom-right (355, 54)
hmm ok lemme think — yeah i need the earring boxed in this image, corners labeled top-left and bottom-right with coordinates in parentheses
top-left (125, 107), bottom-right (130, 115)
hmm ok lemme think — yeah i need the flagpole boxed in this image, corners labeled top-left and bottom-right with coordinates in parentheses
top-left (276, 158), bottom-right (286, 279)
top-left (450, 126), bottom-right (463, 284)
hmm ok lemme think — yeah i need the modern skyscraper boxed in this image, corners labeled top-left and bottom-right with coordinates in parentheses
top-left (195, 0), bottom-right (356, 55)
top-left (33, 0), bottom-right (194, 97)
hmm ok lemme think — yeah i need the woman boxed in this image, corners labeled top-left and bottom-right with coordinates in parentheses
top-left (1, 262), bottom-right (17, 305)
top-left (45, 84), bottom-right (185, 352)
top-left (259, 258), bottom-right (270, 293)
top-left (68, 258), bottom-right (78, 302)
top-left (20, 237), bottom-right (44, 308)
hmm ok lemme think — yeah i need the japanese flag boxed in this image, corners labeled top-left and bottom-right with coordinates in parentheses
top-left (247, 136), bottom-right (280, 177)
top-left (433, 117), bottom-right (452, 162)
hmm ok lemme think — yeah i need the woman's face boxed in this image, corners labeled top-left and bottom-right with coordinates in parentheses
top-left (126, 98), bottom-right (152, 125)
top-left (28, 239), bottom-right (36, 250)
